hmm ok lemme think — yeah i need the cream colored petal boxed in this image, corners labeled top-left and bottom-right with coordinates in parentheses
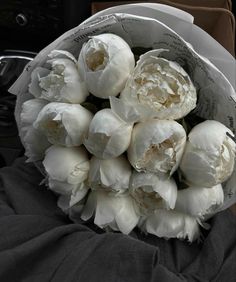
top-left (21, 98), bottom-right (48, 128)
top-left (88, 155), bottom-right (132, 193)
top-left (128, 119), bottom-right (186, 175)
top-left (23, 126), bottom-right (51, 162)
top-left (43, 145), bottom-right (89, 185)
top-left (84, 108), bottom-right (133, 159)
top-left (93, 191), bottom-right (140, 234)
top-left (175, 184), bottom-right (224, 219)
top-left (180, 120), bottom-right (236, 187)
top-left (34, 102), bottom-right (93, 147)
top-left (130, 171), bottom-right (177, 215)
top-left (120, 49), bottom-right (197, 121)
top-left (29, 67), bottom-right (50, 98)
top-left (144, 209), bottom-right (200, 242)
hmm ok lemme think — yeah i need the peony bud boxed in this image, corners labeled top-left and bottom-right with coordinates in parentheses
top-left (34, 102), bottom-right (93, 147)
top-left (130, 171), bottom-right (177, 215)
top-left (128, 119), bottom-right (186, 176)
top-left (180, 120), bottom-right (236, 187)
top-left (84, 108), bottom-right (133, 159)
top-left (88, 155), bottom-right (132, 194)
top-left (29, 50), bottom-right (89, 103)
top-left (78, 33), bottom-right (135, 98)
top-left (43, 145), bottom-right (90, 186)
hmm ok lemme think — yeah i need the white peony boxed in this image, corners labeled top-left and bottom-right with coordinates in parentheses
top-left (174, 184), bottom-right (224, 219)
top-left (43, 145), bottom-right (90, 188)
top-left (130, 171), bottom-right (177, 215)
top-left (120, 49), bottom-right (197, 121)
top-left (142, 209), bottom-right (200, 242)
top-left (20, 98), bottom-right (48, 131)
top-left (180, 120), bottom-right (236, 187)
top-left (81, 190), bottom-right (139, 234)
top-left (88, 155), bottom-right (132, 194)
top-left (20, 98), bottom-right (51, 162)
top-left (128, 119), bottom-right (186, 175)
top-left (34, 102), bottom-right (93, 147)
top-left (84, 108), bottom-right (133, 159)
top-left (29, 50), bottom-right (88, 103)
top-left (78, 33), bottom-right (135, 98)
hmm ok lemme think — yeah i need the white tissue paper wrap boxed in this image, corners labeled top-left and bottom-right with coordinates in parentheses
top-left (10, 5), bottom-right (236, 240)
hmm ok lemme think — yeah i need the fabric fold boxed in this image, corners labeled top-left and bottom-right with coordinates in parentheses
top-left (0, 157), bottom-right (235, 282)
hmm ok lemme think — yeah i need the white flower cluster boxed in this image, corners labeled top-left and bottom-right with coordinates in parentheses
top-left (20, 33), bottom-right (236, 242)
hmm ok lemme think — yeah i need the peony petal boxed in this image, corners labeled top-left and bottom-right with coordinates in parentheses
top-left (23, 126), bottom-right (51, 162)
top-left (144, 209), bottom-right (200, 242)
top-left (43, 145), bottom-right (90, 184)
top-left (109, 96), bottom-right (140, 124)
top-left (70, 182), bottom-right (90, 207)
top-left (88, 155), bottom-right (132, 193)
top-left (93, 191), bottom-right (139, 234)
top-left (29, 50), bottom-right (89, 103)
top-left (48, 178), bottom-right (78, 195)
top-left (21, 98), bottom-right (48, 129)
top-left (175, 184), bottom-right (224, 219)
top-left (130, 171), bottom-right (177, 215)
top-left (81, 191), bottom-right (97, 221)
top-left (29, 67), bottom-right (50, 98)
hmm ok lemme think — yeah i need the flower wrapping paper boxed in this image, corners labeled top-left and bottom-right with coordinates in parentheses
top-left (10, 12), bottom-right (236, 242)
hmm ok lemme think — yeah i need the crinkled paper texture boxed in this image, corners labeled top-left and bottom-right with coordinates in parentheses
top-left (10, 12), bottom-right (236, 237)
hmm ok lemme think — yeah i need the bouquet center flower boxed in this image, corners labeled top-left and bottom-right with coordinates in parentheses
top-left (134, 62), bottom-right (184, 109)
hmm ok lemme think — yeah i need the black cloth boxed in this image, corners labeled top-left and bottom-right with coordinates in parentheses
top-left (0, 157), bottom-right (235, 282)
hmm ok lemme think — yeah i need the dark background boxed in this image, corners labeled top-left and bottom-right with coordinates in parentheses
top-left (0, 0), bottom-right (235, 53)
top-left (0, 0), bottom-right (93, 52)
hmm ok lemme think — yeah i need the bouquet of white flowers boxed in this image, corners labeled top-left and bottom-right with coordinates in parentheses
top-left (10, 9), bottom-right (236, 242)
